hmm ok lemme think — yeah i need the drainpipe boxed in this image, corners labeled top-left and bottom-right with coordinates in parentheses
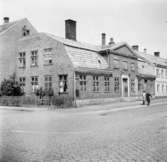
top-left (73, 71), bottom-right (76, 107)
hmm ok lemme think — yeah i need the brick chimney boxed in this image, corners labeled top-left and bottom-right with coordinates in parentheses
top-left (132, 45), bottom-right (139, 51)
top-left (101, 33), bottom-right (106, 47)
top-left (154, 51), bottom-right (160, 57)
top-left (65, 19), bottom-right (76, 41)
top-left (3, 17), bottom-right (9, 24)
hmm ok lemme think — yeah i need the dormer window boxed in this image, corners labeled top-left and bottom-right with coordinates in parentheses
top-left (22, 25), bottom-right (30, 36)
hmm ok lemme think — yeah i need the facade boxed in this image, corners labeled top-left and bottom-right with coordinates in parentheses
top-left (1, 17), bottom-right (166, 105)
top-left (132, 46), bottom-right (156, 96)
top-left (136, 50), bottom-right (167, 97)
top-left (0, 17), bottom-right (37, 84)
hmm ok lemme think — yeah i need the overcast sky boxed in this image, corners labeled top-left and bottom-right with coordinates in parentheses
top-left (1, 0), bottom-right (167, 58)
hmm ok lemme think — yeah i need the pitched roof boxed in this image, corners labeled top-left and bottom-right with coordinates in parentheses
top-left (0, 18), bottom-right (26, 35)
top-left (46, 33), bottom-right (101, 51)
top-left (44, 33), bottom-right (109, 69)
top-left (136, 51), bottom-right (167, 67)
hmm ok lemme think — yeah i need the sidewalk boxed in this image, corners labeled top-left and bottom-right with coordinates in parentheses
top-left (0, 97), bottom-right (166, 113)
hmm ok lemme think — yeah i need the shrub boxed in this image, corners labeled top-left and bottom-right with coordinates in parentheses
top-left (0, 74), bottom-right (24, 96)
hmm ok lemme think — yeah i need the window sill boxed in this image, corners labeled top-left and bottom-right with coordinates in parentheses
top-left (30, 65), bottom-right (38, 68)
top-left (18, 66), bottom-right (26, 69)
top-left (44, 63), bottom-right (53, 66)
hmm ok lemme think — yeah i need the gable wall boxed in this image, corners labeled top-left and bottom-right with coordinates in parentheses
top-left (0, 19), bottom-right (37, 84)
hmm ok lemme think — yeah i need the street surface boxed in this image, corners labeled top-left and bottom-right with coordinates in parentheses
top-left (0, 98), bottom-right (167, 162)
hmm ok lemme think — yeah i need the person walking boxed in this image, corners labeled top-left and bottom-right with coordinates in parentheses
top-left (142, 90), bottom-right (146, 105)
top-left (146, 92), bottom-right (152, 106)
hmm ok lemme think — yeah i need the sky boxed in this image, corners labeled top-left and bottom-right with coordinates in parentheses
top-left (1, 0), bottom-right (167, 58)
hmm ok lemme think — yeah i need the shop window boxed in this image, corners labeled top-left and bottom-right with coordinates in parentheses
top-left (59, 75), bottom-right (68, 94)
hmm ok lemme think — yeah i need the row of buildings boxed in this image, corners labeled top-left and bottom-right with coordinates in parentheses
top-left (0, 17), bottom-right (167, 104)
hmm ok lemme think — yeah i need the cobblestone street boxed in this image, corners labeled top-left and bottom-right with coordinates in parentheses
top-left (0, 99), bottom-right (167, 162)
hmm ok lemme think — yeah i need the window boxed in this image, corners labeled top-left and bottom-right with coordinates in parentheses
top-left (114, 77), bottom-right (119, 93)
top-left (93, 76), bottom-right (99, 92)
top-left (19, 77), bottom-right (26, 87)
top-left (113, 59), bottom-right (119, 69)
top-left (59, 75), bottom-right (68, 93)
top-left (79, 74), bottom-right (86, 91)
top-left (156, 69), bottom-right (160, 78)
top-left (31, 76), bottom-right (38, 92)
top-left (162, 84), bottom-right (164, 92)
top-left (122, 61), bottom-right (128, 70)
top-left (22, 25), bottom-right (30, 36)
top-left (18, 52), bottom-right (26, 68)
top-left (131, 79), bottom-right (135, 93)
top-left (131, 63), bottom-right (135, 71)
top-left (44, 75), bottom-right (52, 90)
top-left (104, 76), bottom-right (110, 92)
top-left (157, 84), bottom-right (160, 93)
top-left (31, 50), bottom-right (38, 66)
top-left (166, 70), bottom-right (167, 79)
top-left (44, 48), bottom-right (53, 65)
top-left (161, 69), bottom-right (164, 78)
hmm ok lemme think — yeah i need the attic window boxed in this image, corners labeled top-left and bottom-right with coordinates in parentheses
top-left (98, 59), bottom-right (101, 64)
top-left (22, 25), bottom-right (30, 36)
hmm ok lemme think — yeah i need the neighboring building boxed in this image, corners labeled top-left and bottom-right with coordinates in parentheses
top-left (132, 45), bottom-right (156, 96)
top-left (136, 50), bottom-right (167, 97)
top-left (0, 17), bottom-right (38, 84)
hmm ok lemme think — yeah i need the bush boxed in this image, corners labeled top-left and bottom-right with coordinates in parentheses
top-left (0, 74), bottom-right (24, 96)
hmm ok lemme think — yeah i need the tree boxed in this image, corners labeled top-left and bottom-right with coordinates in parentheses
top-left (0, 74), bottom-right (24, 96)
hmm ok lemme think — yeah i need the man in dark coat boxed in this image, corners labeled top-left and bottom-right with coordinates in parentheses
top-left (146, 92), bottom-right (152, 106)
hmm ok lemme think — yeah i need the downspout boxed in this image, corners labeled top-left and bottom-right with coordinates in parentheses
top-left (73, 71), bottom-right (76, 107)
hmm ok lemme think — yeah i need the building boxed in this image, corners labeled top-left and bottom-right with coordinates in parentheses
top-left (136, 49), bottom-right (167, 97)
top-left (132, 46), bottom-right (156, 96)
top-left (0, 17), bottom-right (37, 84)
top-left (0, 17), bottom-right (149, 105)
top-left (16, 18), bottom-right (139, 102)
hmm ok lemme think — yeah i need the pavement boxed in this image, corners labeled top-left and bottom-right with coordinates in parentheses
top-left (0, 98), bottom-right (167, 161)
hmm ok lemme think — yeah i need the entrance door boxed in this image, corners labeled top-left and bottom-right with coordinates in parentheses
top-left (122, 78), bottom-right (128, 97)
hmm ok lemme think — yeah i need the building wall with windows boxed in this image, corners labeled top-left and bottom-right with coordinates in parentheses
top-left (17, 33), bottom-right (74, 97)
top-left (0, 18), bottom-right (37, 84)
top-left (155, 66), bottom-right (167, 96)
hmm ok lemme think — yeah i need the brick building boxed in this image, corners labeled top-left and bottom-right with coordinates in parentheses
top-left (132, 46), bottom-right (156, 96)
top-left (0, 17), bottom-right (37, 84)
top-left (0, 17), bottom-right (149, 105)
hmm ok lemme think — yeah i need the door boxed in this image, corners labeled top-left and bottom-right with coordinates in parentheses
top-left (122, 78), bottom-right (128, 97)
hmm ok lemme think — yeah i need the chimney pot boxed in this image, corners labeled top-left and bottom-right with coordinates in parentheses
top-left (3, 17), bottom-right (9, 24)
top-left (108, 37), bottom-right (114, 45)
top-left (154, 51), bottom-right (160, 57)
top-left (143, 48), bottom-right (147, 53)
top-left (132, 45), bottom-right (139, 51)
top-left (101, 33), bottom-right (106, 47)
top-left (65, 19), bottom-right (76, 41)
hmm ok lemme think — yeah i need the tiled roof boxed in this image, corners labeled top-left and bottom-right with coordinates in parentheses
top-left (45, 33), bottom-right (109, 69)
top-left (136, 51), bottom-right (167, 67)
